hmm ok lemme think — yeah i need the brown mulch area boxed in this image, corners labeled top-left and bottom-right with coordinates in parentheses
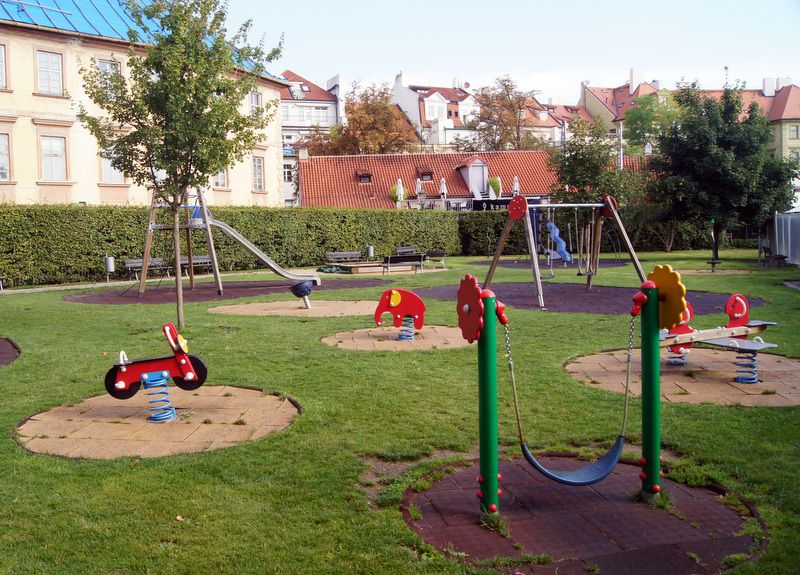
top-left (0, 338), bottom-right (20, 366)
top-left (470, 259), bottom-right (629, 270)
top-left (415, 282), bottom-right (764, 316)
top-left (405, 456), bottom-right (764, 574)
top-left (63, 278), bottom-right (391, 305)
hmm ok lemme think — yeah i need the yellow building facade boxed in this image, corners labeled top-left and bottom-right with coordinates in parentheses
top-left (0, 23), bottom-right (286, 207)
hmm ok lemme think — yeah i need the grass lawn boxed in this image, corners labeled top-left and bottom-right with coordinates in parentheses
top-left (0, 249), bottom-right (798, 574)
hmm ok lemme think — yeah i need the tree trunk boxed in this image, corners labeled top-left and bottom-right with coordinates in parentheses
top-left (711, 221), bottom-right (721, 263)
top-left (173, 202), bottom-right (185, 328)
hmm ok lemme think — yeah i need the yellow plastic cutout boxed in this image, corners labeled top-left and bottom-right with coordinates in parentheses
top-left (389, 290), bottom-right (401, 308)
top-left (647, 264), bottom-right (687, 330)
top-left (178, 334), bottom-right (189, 353)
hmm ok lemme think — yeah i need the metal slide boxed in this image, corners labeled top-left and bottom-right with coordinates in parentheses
top-left (208, 219), bottom-right (321, 286)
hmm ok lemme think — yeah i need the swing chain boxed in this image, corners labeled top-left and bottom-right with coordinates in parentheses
top-left (627, 314), bottom-right (636, 361)
top-left (503, 323), bottom-right (513, 371)
top-left (620, 313), bottom-right (637, 435)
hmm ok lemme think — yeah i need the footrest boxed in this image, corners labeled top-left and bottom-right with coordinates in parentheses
top-left (703, 338), bottom-right (778, 351)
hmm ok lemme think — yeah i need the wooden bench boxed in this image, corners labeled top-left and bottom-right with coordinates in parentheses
top-left (180, 255), bottom-right (213, 274)
top-left (325, 251), bottom-right (365, 264)
top-left (382, 253), bottom-right (425, 274)
top-left (396, 246), bottom-right (418, 256)
top-left (124, 258), bottom-right (171, 281)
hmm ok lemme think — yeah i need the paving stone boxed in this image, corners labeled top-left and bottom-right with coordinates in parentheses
top-left (677, 536), bottom-right (756, 571)
top-left (24, 437), bottom-right (88, 456)
top-left (69, 421), bottom-right (149, 440)
top-left (17, 418), bottom-right (92, 438)
top-left (424, 522), bottom-right (522, 561)
top-left (321, 326), bottom-right (470, 351)
top-left (584, 507), bottom-right (707, 549)
top-left (209, 299), bottom-right (378, 317)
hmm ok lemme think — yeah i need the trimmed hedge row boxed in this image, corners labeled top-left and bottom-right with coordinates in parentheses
top-left (0, 205), bottom-right (461, 286)
top-left (0, 204), bottom-right (732, 287)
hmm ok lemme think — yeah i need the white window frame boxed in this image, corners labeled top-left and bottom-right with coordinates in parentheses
top-left (0, 44), bottom-right (6, 90)
top-left (100, 153), bottom-right (125, 184)
top-left (252, 156), bottom-right (264, 191)
top-left (40, 135), bottom-right (67, 181)
top-left (214, 169), bottom-right (228, 188)
top-left (250, 91), bottom-right (262, 113)
top-left (283, 163), bottom-right (293, 183)
top-left (97, 59), bottom-right (120, 77)
top-left (790, 125), bottom-right (799, 139)
top-left (37, 50), bottom-right (63, 96)
top-left (0, 133), bottom-right (10, 180)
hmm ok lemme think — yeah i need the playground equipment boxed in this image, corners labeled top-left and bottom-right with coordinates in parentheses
top-left (456, 264), bottom-right (687, 514)
top-left (484, 195), bottom-right (645, 310)
top-left (374, 289), bottom-right (426, 340)
top-left (136, 187), bottom-right (320, 307)
top-left (104, 323), bottom-right (207, 422)
top-left (661, 294), bottom-right (777, 382)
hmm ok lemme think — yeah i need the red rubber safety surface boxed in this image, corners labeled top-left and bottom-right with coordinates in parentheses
top-left (63, 279), bottom-right (391, 305)
top-left (403, 457), bottom-right (764, 574)
top-left (0, 338), bottom-right (20, 367)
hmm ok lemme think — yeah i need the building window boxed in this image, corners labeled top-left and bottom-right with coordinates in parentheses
top-left (37, 51), bottom-right (63, 95)
top-left (98, 59), bottom-right (120, 76)
top-left (100, 155), bottom-right (124, 183)
top-left (252, 156), bottom-right (264, 191)
top-left (0, 45), bottom-right (6, 89)
top-left (790, 125), bottom-right (799, 139)
top-left (283, 163), bottom-right (293, 183)
top-left (790, 150), bottom-right (800, 161)
top-left (250, 91), bottom-right (262, 112)
top-left (41, 136), bottom-right (67, 181)
top-left (0, 134), bottom-right (9, 179)
top-left (281, 105), bottom-right (289, 122)
top-left (214, 170), bottom-right (228, 188)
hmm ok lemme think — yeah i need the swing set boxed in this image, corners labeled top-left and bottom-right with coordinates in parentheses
top-left (484, 194), bottom-right (646, 309)
top-left (457, 263), bottom-right (689, 515)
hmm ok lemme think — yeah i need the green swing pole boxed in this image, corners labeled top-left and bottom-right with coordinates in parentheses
top-left (640, 280), bottom-right (662, 500)
top-left (477, 290), bottom-right (500, 515)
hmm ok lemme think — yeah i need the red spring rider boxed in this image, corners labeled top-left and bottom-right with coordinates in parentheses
top-left (104, 323), bottom-right (208, 400)
top-left (374, 289), bottom-right (426, 341)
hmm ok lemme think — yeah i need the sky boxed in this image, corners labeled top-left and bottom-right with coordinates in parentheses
top-left (227, 0), bottom-right (800, 104)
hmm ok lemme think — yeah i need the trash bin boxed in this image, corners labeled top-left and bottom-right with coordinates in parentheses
top-left (366, 245), bottom-right (374, 259)
top-left (105, 255), bottom-right (115, 282)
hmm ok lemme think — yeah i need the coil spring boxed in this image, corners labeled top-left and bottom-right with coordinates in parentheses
top-left (666, 349), bottom-right (688, 366)
top-left (734, 349), bottom-right (759, 384)
top-left (141, 370), bottom-right (177, 423)
top-left (398, 315), bottom-right (415, 341)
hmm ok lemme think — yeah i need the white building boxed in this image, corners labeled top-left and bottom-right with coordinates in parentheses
top-left (391, 72), bottom-right (479, 146)
top-left (279, 70), bottom-right (341, 205)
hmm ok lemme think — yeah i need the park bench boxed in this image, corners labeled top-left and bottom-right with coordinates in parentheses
top-left (0, 276), bottom-right (5, 291)
top-left (325, 251), bottom-right (365, 264)
top-left (180, 255), bottom-right (213, 275)
top-left (124, 258), bottom-right (171, 281)
top-left (396, 246), bottom-right (418, 256)
top-left (382, 253), bottom-right (426, 274)
top-left (425, 249), bottom-right (446, 269)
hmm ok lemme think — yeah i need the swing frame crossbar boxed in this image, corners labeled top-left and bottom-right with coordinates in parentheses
top-left (484, 195), bottom-right (645, 309)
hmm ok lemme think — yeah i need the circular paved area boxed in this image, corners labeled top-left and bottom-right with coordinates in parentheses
top-left (64, 278), bottom-right (390, 305)
top-left (416, 282), bottom-right (764, 315)
top-left (405, 457), bottom-right (762, 574)
top-left (209, 299), bottom-right (377, 317)
top-left (322, 326), bottom-right (469, 351)
top-left (567, 348), bottom-right (800, 406)
top-left (0, 338), bottom-right (20, 367)
top-left (16, 385), bottom-right (299, 459)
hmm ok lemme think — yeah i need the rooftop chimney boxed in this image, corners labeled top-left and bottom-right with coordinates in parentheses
top-left (453, 78), bottom-right (463, 89)
top-left (629, 68), bottom-right (646, 94)
top-left (763, 78), bottom-right (777, 97)
top-left (777, 77), bottom-right (793, 91)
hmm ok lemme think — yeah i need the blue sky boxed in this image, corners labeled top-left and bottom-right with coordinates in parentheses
top-left (228, 0), bottom-right (800, 104)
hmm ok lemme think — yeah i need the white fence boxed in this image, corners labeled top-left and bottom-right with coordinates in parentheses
top-left (773, 212), bottom-right (800, 265)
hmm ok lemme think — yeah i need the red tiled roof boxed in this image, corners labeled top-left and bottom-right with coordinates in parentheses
top-left (279, 70), bottom-right (337, 102)
top-left (587, 82), bottom-right (659, 122)
top-left (409, 85), bottom-right (472, 103)
top-left (299, 151), bottom-right (559, 209)
top-left (769, 85), bottom-right (800, 121)
top-left (545, 103), bottom-right (593, 123)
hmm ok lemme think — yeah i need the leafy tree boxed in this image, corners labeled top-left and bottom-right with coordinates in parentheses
top-left (77, 0), bottom-right (280, 327)
top-left (302, 84), bottom-right (419, 155)
top-left (547, 118), bottom-right (638, 273)
top-left (623, 91), bottom-right (680, 152)
top-left (648, 82), bottom-right (798, 262)
top-left (455, 75), bottom-right (551, 152)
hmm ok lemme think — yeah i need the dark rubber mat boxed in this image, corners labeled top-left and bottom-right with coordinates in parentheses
top-left (63, 279), bottom-right (391, 305)
top-left (415, 282), bottom-right (764, 315)
top-left (404, 457), bottom-right (763, 574)
top-left (0, 338), bottom-right (20, 366)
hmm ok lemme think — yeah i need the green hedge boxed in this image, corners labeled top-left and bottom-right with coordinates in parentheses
top-left (0, 205), bottom-right (461, 286)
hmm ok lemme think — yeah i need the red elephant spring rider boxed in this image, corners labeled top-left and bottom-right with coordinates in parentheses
top-left (104, 323), bottom-right (208, 423)
top-left (374, 289), bottom-right (426, 340)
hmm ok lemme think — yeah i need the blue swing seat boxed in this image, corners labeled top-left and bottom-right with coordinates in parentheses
top-left (520, 435), bottom-right (625, 487)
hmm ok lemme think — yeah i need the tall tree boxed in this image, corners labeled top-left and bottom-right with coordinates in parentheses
top-left (649, 82), bottom-right (798, 262)
top-left (623, 91), bottom-right (681, 152)
top-left (455, 75), bottom-right (551, 151)
top-left (77, 0), bottom-right (280, 327)
top-left (547, 118), bottom-right (639, 273)
top-left (302, 83), bottom-right (419, 155)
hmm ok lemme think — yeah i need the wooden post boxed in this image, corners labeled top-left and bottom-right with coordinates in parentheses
top-left (137, 194), bottom-right (158, 298)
